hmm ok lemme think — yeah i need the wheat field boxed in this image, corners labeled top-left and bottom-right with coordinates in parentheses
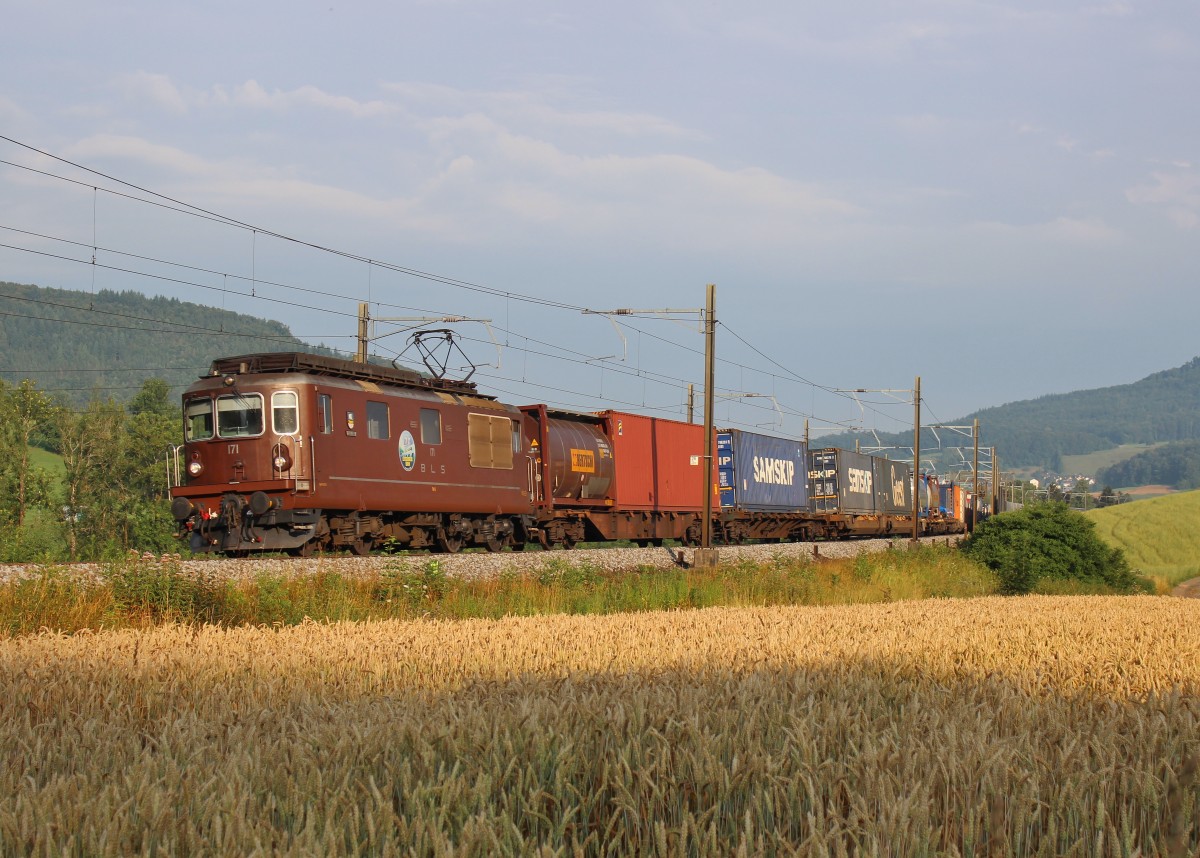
top-left (2, 596), bottom-right (1198, 856)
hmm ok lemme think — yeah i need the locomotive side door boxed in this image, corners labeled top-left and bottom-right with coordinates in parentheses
top-left (309, 390), bottom-right (337, 491)
top-left (269, 389), bottom-right (310, 488)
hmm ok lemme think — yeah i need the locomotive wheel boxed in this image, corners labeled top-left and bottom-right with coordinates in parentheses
top-left (435, 532), bottom-right (464, 554)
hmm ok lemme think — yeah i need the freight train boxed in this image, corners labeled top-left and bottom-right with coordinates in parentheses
top-left (168, 352), bottom-right (968, 555)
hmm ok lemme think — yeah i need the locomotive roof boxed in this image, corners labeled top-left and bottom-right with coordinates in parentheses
top-left (205, 352), bottom-right (493, 399)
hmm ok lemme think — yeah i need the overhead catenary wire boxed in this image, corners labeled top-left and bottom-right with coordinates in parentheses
top-left (0, 134), bottom-right (916, 431)
top-left (0, 137), bottom-right (590, 312)
top-left (2, 135), bottom-right (883, 397)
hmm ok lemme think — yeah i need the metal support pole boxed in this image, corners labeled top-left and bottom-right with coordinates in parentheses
top-left (912, 376), bottom-right (920, 544)
top-left (972, 419), bottom-right (979, 531)
top-left (991, 447), bottom-right (997, 514)
top-left (355, 302), bottom-right (370, 363)
top-left (701, 283), bottom-right (716, 552)
top-left (687, 383), bottom-right (695, 424)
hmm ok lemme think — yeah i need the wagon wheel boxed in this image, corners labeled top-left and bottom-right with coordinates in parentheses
top-left (483, 536), bottom-right (505, 553)
top-left (557, 534), bottom-right (577, 550)
top-left (350, 536), bottom-right (372, 556)
top-left (435, 532), bottom-right (464, 554)
top-left (286, 540), bottom-right (317, 558)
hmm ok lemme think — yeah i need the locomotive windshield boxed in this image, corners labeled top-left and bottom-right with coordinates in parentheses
top-left (216, 393), bottom-right (264, 437)
top-left (184, 398), bottom-right (214, 441)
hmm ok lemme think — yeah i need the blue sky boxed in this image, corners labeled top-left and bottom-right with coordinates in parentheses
top-left (2, 1), bottom-right (1197, 439)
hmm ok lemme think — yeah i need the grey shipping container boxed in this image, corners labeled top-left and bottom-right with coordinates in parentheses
top-left (874, 456), bottom-right (911, 515)
top-left (808, 448), bottom-right (880, 515)
top-left (717, 429), bottom-right (808, 511)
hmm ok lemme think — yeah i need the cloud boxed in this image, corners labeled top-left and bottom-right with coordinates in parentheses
top-left (384, 81), bottom-right (701, 140)
top-left (201, 80), bottom-right (397, 119)
top-left (1012, 120), bottom-right (1116, 163)
top-left (404, 112), bottom-right (862, 249)
top-left (0, 95), bottom-right (32, 125)
top-left (1084, 2), bottom-right (1133, 17)
top-left (112, 72), bottom-right (188, 115)
top-left (1126, 168), bottom-right (1200, 229)
top-left (967, 215), bottom-right (1121, 244)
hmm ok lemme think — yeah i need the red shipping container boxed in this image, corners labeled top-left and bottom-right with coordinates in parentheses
top-left (596, 411), bottom-right (719, 511)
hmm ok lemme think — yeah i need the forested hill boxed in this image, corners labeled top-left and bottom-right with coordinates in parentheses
top-left (817, 358), bottom-right (1200, 470)
top-left (0, 281), bottom-right (332, 405)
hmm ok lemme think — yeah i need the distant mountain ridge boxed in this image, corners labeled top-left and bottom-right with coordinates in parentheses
top-left (0, 281), bottom-right (331, 404)
top-left (819, 358), bottom-right (1200, 470)
top-left (4, 281), bottom-right (1199, 470)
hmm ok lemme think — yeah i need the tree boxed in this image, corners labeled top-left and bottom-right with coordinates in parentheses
top-left (962, 502), bottom-right (1145, 594)
top-left (0, 379), bottom-right (55, 526)
top-left (121, 379), bottom-right (181, 503)
top-left (58, 399), bottom-right (125, 560)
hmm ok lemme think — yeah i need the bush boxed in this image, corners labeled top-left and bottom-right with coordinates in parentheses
top-left (961, 502), bottom-right (1147, 594)
top-left (105, 552), bottom-right (213, 622)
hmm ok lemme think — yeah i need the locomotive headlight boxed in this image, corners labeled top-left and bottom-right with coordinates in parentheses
top-left (271, 443), bottom-right (292, 471)
top-left (188, 461), bottom-right (204, 476)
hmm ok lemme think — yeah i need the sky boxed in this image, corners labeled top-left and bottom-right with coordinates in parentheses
top-left (2, 0), bottom-right (1198, 441)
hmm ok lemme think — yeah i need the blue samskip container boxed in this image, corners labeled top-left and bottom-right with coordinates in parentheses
top-left (717, 429), bottom-right (808, 511)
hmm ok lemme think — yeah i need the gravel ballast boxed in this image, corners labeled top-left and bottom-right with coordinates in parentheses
top-left (0, 537), bottom-right (962, 587)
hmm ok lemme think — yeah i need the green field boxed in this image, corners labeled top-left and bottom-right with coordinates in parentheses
top-left (1061, 443), bottom-right (1165, 478)
top-left (1087, 489), bottom-right (1200, 590)
top-left (26, 445), bottom-right (65, 478)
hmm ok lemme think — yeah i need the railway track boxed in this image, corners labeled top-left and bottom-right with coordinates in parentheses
top-left (0, 536), bottom-right (961, 587)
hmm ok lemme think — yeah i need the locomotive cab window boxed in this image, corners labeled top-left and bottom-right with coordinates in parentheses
top-left (317, 394), bottom-right (332, 434)
top-left (367, 401), bottom-right (389, 440)
top-left (420, 408), bottom-right (441, 445)
top-left (468, 414), bottom-right (514, 469)
top-left (185, 398), bottom-right (214, 441)
top-left (272, 391), bottom-right (299, 435)
top-left (216, 393), bottom-right (264, 438)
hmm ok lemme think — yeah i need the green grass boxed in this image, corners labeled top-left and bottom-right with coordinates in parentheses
top-left (1087, 489), bottom-right (1200, 590)
top-left (0, 546), bottom-right (1001, 637)
top-left (26, 445), bottom-right (65, 479)
top-left (1061, 443), bottom-right (1166, 478)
